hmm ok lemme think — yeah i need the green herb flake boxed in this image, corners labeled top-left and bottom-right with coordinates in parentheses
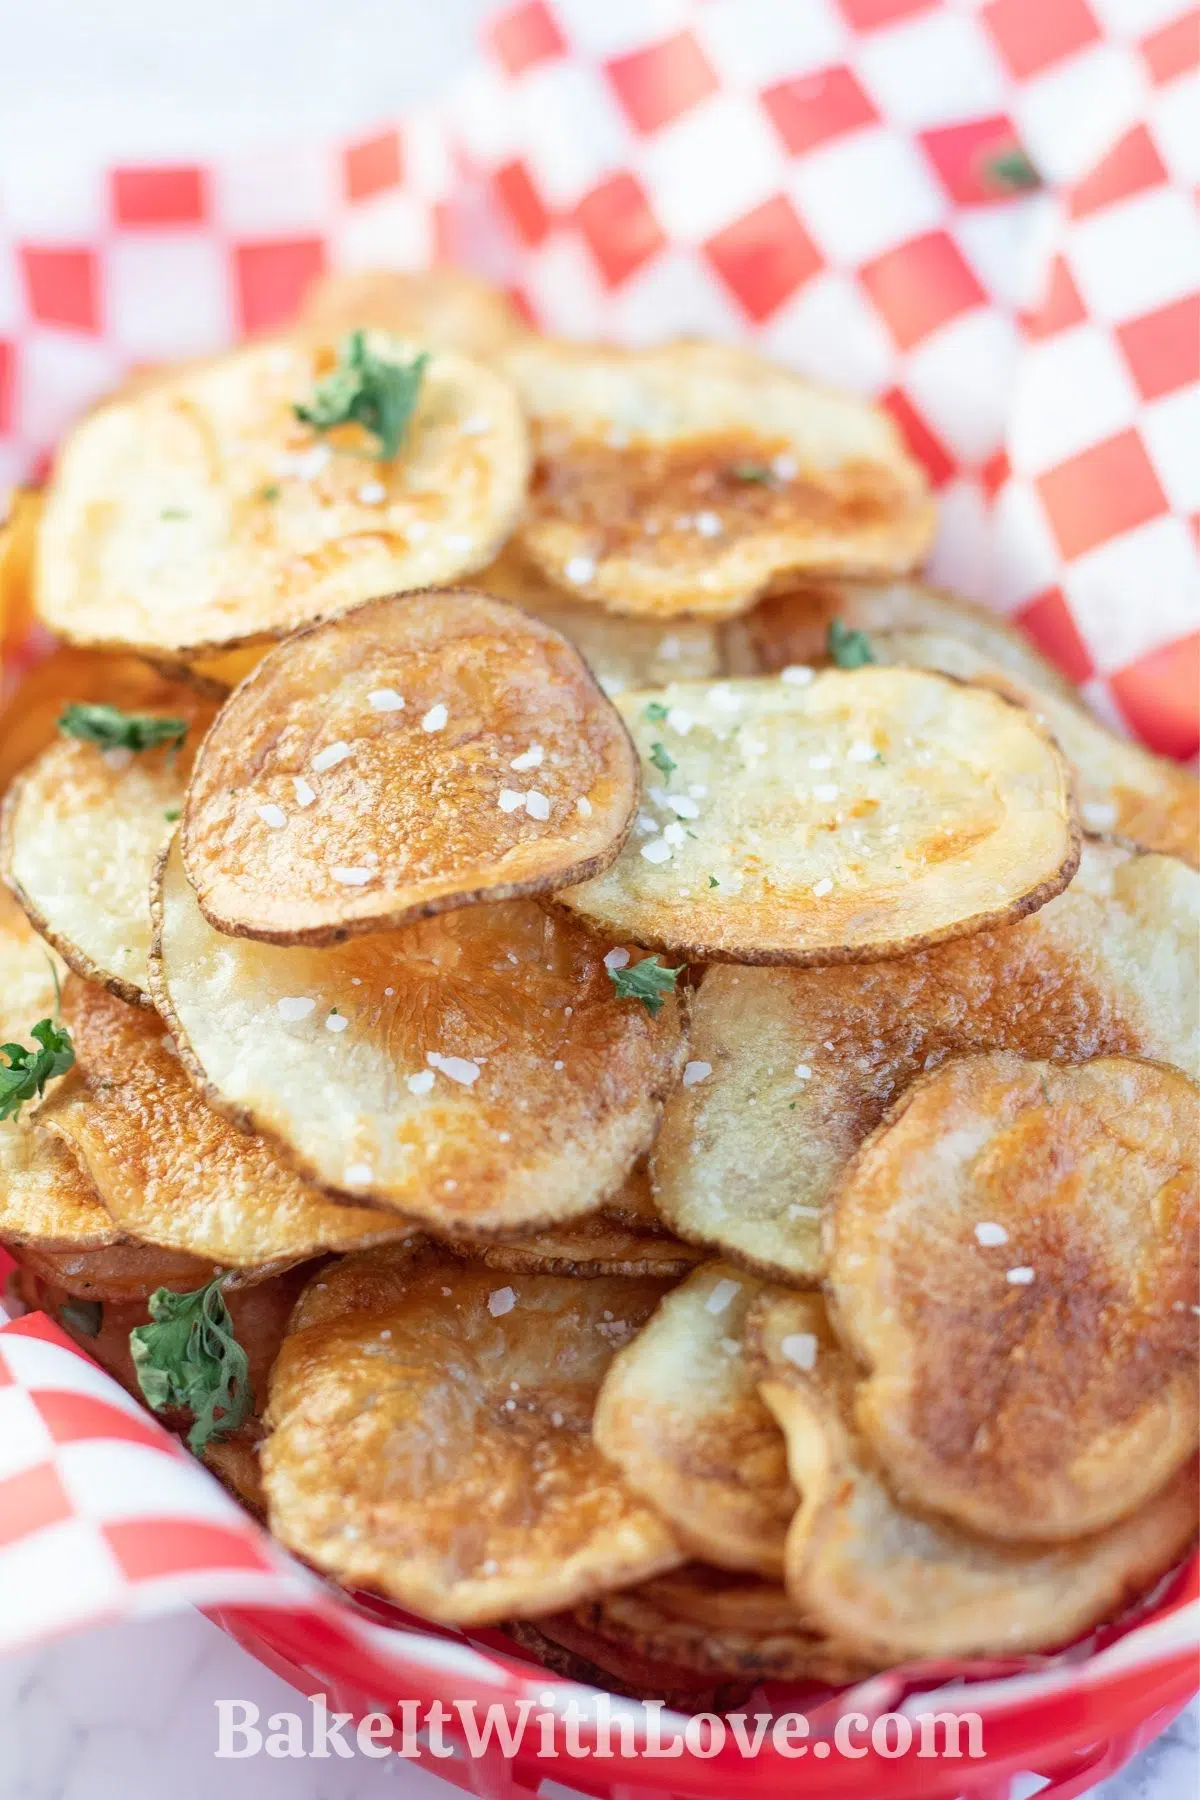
top-left (130, 1274), bottom-right (252, 1455)
top-left (164, 806), bottom-right (181, 822)
top-left (60, 1299), bottom-right (103, 1338)
top-left (983, 147), bottom-right (1042, 194)
top-left (0, 1017), bottom-right (74, 1122)
top-left (728, 461), bottom-right (774, 484)
top-left (708, 875), bottom-right (719, 888)
top-left (827, 619), bottom-right (875, 670)
top-left (643, 701), bottom-right (670, 724)
top-left (259, 483), bottom-right (281, 502)
top-left (607, 955), bottom-right (685, 1017)
top-left (59, 703), bottom-right (188, 754)
top-left (160, 507), bottom-right (189, 520)
top-left (294, 331), bottom-right (428, 461)
top-left (649, 741), bottom-right (676, 776)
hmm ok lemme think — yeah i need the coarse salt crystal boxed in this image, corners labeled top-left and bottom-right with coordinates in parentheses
top-left (325, 1012), bottom-right (348, 1033)
top-left (510, 745), bottom-right (544, 771)
top-left (848, 741), bottom-right (876, 763)
top-left (666, 707), bottom-right (693, 735)
top-left (345, 1163), bottom-right (373, 1184)
top-left (276, 997), bottom-right (315, 1021)
top-left (780, 665), bottom-right (814, 686)
top-left (975, 1222), bottom-right (1009, 1247)
top-left (331, 867), bottom-right (373, 886)
top-left (488, 1287), bottom-right (516, 1317)
top-left (443, 532), bottom-right (472, 554)
top-left (705, 1277), bottom-right (742, 1315)
top-left (781, 1332), bottom-right (818, 1371)
top-left (1082, 801), bottom-right (1118, 829)
top-left (429, 1052), bottom-right (481, 1086)
top-left (641, 838), bottom-right (672, 864)
top-left (312, 741), bottom-right (351, 773)
top-left (808, 753), bottom-right (833, 770)
top-left (1006, 1266), bottom-right (1035, 1285)
top-left (461, 412), bottom-right (490, 435)
top-left (255, 803), bottom-right (287, 828)
top-left (293, 776), bottom-right (316, 807)
top-left (772, 454), bottom-right (797, 481)
top-left (812, 877), bottom-right (834, 897)
top-left (357, 481), bottom-right (387, 505)
top-left (565, 554), bottom-right (596, 585)
top-left (794, 1063), bottom-right (813, 1080)
top-left (369, 688), bottom-right (405, 711)
top-left (277, 444), bottom-right (330, 481)
top-left (683, 1060), bottom-right (712, 1087)
top-left (668, 795), bottom-right (699, 819)
top-left (695, 510), bottom-right (723, 537)
top-left (663, 821), bottom-right (687, 846)
top-left (710, 685), bottom-right (741, 713)
top-left (101, 747), bottom-right (134, 772)
top-left (525, 790), bottom-right (550, 821)
top-left (498, 789), bottom-right (524, 813)
top-left (407, 1070), bottom-right (435, 1096)
top-left (812, 783), bottom-right (838, 803)
top-left (604, 948), bottom-right (630, 970)
top-left (576, 795), bottom-right (593, 816)
top-left (422, 703), bottom-right (448, 733)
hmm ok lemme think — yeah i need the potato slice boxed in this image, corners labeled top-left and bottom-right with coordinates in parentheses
top-left (299, 267), bottom-right (528, 361)
top-left (653, 841), bottom-right (1199, 1282)
top-left (151, 837), bottom-right (684, 1233)
top-left (37, 977), bottom-right (417, 1270)
top-left (262, 1246), bottom-right (684, 1624)
top-left (476, 545), bottom-right (726, 693)
top-left (3, 676), bottom-right (216, 1002)
top-left (0, 487), bottom-right (41, 652)
top-left (182, 590), bottom-right (638, 945)
top-left (829, 1052), bottom-right (1198, 1543)
top-left (36, 332), bottom-right (529, 656)
top-left (147, 642), bottom-right (270, 698)
top-left (593, 1262), bottom-right (796, 1577)
top-left (560, 671), bottom-right (1078, 965)
top-left (0, 647), bottom-right (185, 798)
top-left (469, 1217), bottom-right (704, 1280)
top-left (11, 1238), bottom-right (214, 1302)
top-left (749, 1291), bottom-right (1200, 1661)
top-left (503, 339), bottom-right (933, 619)
top-left (505, 1617), bottom-right (750, 1710)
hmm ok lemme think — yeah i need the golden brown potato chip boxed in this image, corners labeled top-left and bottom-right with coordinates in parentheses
top-left (0, 647), bottom-right (183, 797)
top-left (182, 590), bottom-right (638, 944)
top-left (749, 1291), bottom-right (1200, 1661)
top-left (146, 642), bottom-right (270, 698)
top-left (503, 340), bottom-right (934, 619)
top-left (829, 1052), bottom-right (1199, 1543)
top-left (504, 1616), bottom-right (750, 1710)
top-left (262, 1246), bottom-right (684, 1624)
top-left (37, 977), bottom-right (418, 1269)
top-left (560, 671), bottom-right (1078, 965)
top-left (11, 1238), bottom-right (215, 1303)
top-left (3, 677), bottom-right (216, 1003)
top-left (653, 841), bottom-right (1199, 1282)
top-left (0, 487), bottom-right (41, 652)
top-left (593, 1262), bottom-right (796, 1577)
top-left (152, 837), bottom-right (685, 1233)
top-left (36, 332), bottom-right (529, 656)
top-left (299, 267), bottom-right (528, 361)
top-left (476, 545), bottom-right (727, 693)
top-left (469, 1215), bottom-right (704, 1280)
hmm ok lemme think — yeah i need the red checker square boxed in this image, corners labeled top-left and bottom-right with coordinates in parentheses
top-left (704, 196), bottom-right (823, 325)
top-left (488, 1), bottom-right (567, 79)
top-left (1111, 632), bottom-right (1200, 761)
top-left (234, 238), bottom-right (326, 334)
top-left (575, 173), bottom-right (665, 290)
top-left (35, 1389), bottom-right (171, 1452)
top-left (918, 116), bottom-right (1029, 208)
top-left (111, 166), bottom-right (207, 227)
top-left (0, 1462), bottom-right (72, 1551)
top-left (761, 67), bottom-right (878, 159)
top-left (106, 1516), bottom-right (278, 1583)
top-left (981, 448), bottom-right (1011, 500)
top-left (492, 160), bottom-right (551, 249)
top-left (837, 0), bottom-right (936, 27)
top-left (606, 32), bottom-right (719, 137)
top-left (0, 339), bottom-right (12, 434)
top-left (1023, 254), bottom-right (1087, 341)
top-left (859, 231), bottom-right (987, 354)
top-left (20, 246), bottom-right (101, 333)
top-left (1117, 295), bottom-right (1200, 402)
top-left (878, 386), bottom-right (957, 489)
top-left (1014, 586), bottom-right (1095, 684)
top-left (343, 130), bottom-right (404, 204)
top-left (1036, 429), bottom-right (1168, 563)
top-left (982, 0), bottom-right (1101, 80)
top-left (1069, 125), bottom-right (1168, 220)
top-left (1142, 10), bottom-right (1199, 86)
top-left (432, 199), bottom-right (457, 265)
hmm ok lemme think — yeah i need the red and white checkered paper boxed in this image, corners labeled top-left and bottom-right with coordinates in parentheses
top-left (0, 4), bottom-right (1197, 1793)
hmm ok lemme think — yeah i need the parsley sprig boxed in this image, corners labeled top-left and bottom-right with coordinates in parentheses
top-left (130, 1274), bottom-right (252, 1454)
top-left (827, 619), bottom-right (875, 669)
top-left (295, 331), bottom-right (428, 461)
top-left (608, 955), bottom-right (685, 1016)
top-left (649, 741), bottom-right (676, 776)
top-left (728, 461), bottom-right (775, 484)
top-left (0, 968), bottom-right (74, 1125)
top-left (983, 147), bottom-right (1042, 194)
top-left (59, 703), bottom-right (188, 753)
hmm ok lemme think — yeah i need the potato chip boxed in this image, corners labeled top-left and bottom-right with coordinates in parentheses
top-left (0, 487), bottom-right (41, 652)
top-left (653, 841), bottom-right (1199, 1282)
top-left (299, 267), bottom-right (528, 361)
top-left (147, 641), bottom-right (269, 698)
top-left (11, 1238), bottom-right (215, 1303)
top-left (182, 590), bottom-right (638, 944)
top-left (560, 671), bottom-right (1078, 965)
top-left (0, 647), bottom-right (183, 797)
top-left (3, 676), bottom-right (216, 1002)
top-left (503, 340), bottom-right (934, 619)
top-left (830, 1052), bottom-right (1199, 1542)
top-left (505, 1617), bottom-right (750, 1710)
top-left (476, 544), bottom-right (727, 693)
top-left (470, 1215), bottom-right (704, 1280)
top-left (862, 628), bottom-right (1198, 865)
top-left (37, 977), bottom-right (418, 1269)
top-left (36, 332), bottom-right (529, 656)
top-left (593, 1262), bottom-right (796, 1577)
top-left (262, 1246), bottom-right (684, 1624)
top-left (749, 1291), bottom-right (1200, 1661)
top-left (152, 837), bottom-right (685, 1233)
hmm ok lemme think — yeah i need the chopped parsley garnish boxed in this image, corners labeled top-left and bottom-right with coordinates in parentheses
top-left (59, 703), bottom-right (188, 753)
top-left (0, 1007), bottom-right (74, 1122)
top-left (60, 1299), bottom-right (103, 1338)
top-left (259, 483), bottom-right (281, 502)
top-left (827, 619), bottom-right (875, 669)
top-left (164, 806), bottom-right (181, 822)
top-left (649, 741), bottom-right (676, 776)
top-left (728, 461), bottom-right (774, 484)
top-left (608, 955), bottom-right (685, 1016)
top-left (130, 1274), bottom-right (252, 1454)
top-left (294, 331), bottom-right (428, 461)
top-left (643, 701), bottom-right (670, 724)
top-left (708, 875), bottom-right (719, 888)
top-left (983, 147), bottom-right (1042, 193)
top-left (160, 507), bottom-right (189, 520)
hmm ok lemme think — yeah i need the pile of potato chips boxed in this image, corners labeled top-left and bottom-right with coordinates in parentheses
top-left (1, 266), bottom-right (1196, 1705)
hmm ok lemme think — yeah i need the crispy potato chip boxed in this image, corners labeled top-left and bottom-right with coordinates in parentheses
top-left (37, 977), bottom-right (418, 1269)
top-left (0, 647), bottom-right (182, 797)
top-left (3, 676), bottom-right (216, 1002)
top-left (470, 1216), bottom-right (704, 1280)
top-left (36, 333), bottom-right (529, 656)
top-left (262, 1246), bottom-right (684, 1624)
top-left (749, 1291), bottom-right (1200, 1661)
top-left (146, 641), bottom-right (269, 698)
top-left (863, 629), bottom-right (1198, 865)
top-left (503, 340), bottom-right (934, 619)
top-left (299, 267), bottom-right (528, 361)
top-left (594, 1262), bottom-right (796, 1577)
top-left (504, 1617), bottom-right (750, 1710)
top-left (11, 1238), bottom-right (215, 1302)
top-left (560, 671), bottom-right (1078, 965)
top-left (182, 590), bottom-right (638, 944)
top-left (152, 837), bottom-right (685, 1232)
top-left (476, 545), bottom-right (727, 693)
top-left (829, 1052), bottom-right (1199, 1542)
top-left (0, 487), bottom-right (41, 652)
top-left (653, 841), bottom-right (1199, 1282)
